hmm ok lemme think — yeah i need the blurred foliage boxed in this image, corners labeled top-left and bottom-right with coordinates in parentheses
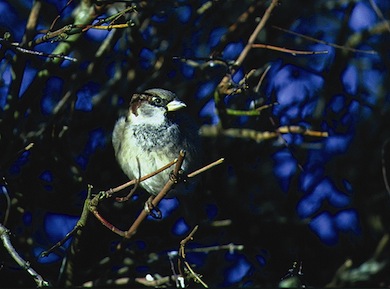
top-left (0, 0), bottom-right (390, 287)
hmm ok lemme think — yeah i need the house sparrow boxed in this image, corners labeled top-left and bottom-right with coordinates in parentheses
top-left (112, 88), bottom-right (200, 196)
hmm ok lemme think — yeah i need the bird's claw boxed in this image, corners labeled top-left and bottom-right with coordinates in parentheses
top-left (144, 197), bottom-right (162, 219)
top-left (169, 169), bottom-right (186, 184)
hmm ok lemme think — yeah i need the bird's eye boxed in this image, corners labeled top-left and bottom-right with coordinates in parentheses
top-left (151, 96), bottom-right (163, 106)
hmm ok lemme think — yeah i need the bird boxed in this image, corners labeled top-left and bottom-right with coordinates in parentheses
top-left (112, 88), bottom-right (200, 196)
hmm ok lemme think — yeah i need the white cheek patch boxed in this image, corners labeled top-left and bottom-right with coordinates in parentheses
top-left (129, 108), bottom-right (166, 126)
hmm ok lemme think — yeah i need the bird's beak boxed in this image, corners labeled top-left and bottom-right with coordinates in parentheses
top-left (166, 100), bottom-right (187, 112)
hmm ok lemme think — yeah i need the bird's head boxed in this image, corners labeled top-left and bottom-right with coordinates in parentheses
top-left (128, 89), bottom-right (186, 125)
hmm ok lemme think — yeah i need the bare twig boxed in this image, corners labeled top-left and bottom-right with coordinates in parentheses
top-left (49, 0), bottom-right (74, 31)
top-left (135, 275), bottom-right (174, 287)
top-left (88, 153), bottom-right (224, 241)
top-left (381, 138), bottom-right (390, 195)
top-left (187, 243), bottom-right (244, 254)
top-left (178, 225), bottom-right (208, 288)
top-left (41, 185), bottom-right (93, 257)
top-left (0, 38), bottom-right (77, 62)
top-left (225, 102), bottom-right (278, 116)
top-left (122, 151), bottom-right (187, 239)
top-left (0, 185), bottom-right (11, 227)
top-left (252, 43), bottom-right (328, 55)
top-left (115, 157), bottom-right (141, 202)
top-left (40, 226), bottom-right (81, 257)
top-left (105, 158), bottom-right (178, 197)
top-left (0, 223), bottom-right (50, 287)
top-left (200, 125), bottom-right (328, 142)
top-left (368, 0), bottom-right (390, 33)
top-left (254, 64), bottom-right (271, 93)
top-left (187, 158), bottom-right (224, 178)
top-left (21, 0), bottom-right (42, 46)
top-left (272, 25), bottom-right (378, 54)
top-left (234, 0), bottom-right (279, 69)
top-left (326, 259), bottom-right (353, 288)
top-left (215, 0), bottom-right (279, 125)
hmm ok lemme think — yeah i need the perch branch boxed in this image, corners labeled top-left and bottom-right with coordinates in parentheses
top-left (122, 151), bottom-right (187, 239)
top-left (89, 153), bottom-right (223, 241)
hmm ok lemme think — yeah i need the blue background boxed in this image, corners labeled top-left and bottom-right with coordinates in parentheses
top-left (0, 0), bottom-right (389, 287)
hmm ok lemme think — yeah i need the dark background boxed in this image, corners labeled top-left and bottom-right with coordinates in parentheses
top-left (0, 0), bottom-right (390, 287)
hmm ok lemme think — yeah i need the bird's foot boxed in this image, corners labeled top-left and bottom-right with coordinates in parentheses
top-left (144, 196), bottom-right (162, 219)
top-left (169, 169), bottom-right (186, 184)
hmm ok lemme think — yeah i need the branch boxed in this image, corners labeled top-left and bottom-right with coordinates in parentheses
top-left (0, 38), bottom-right (78, 62)
top-left (103, 157), bottom-right (178, 197)
top-left (251, 43), bottom-right (328, 55)
top-left (215, 0), bottom-right (279, 126)
top-left (89, 154), bottom-right (224, 241)
top-left (200, 125), bottom-right (328, 142)
top-left (368, 0), bottom-right (390, 34)
top-left (41, 184), bottom-right (93, 257)
top-left (178, 225), bottom-right (208, 288)
top-left (234, 0), bottom-right (280, 69)
top-left (21, 0), bottom-right (42, 46)
top-left (0, 223), bottom-right (50, 287)
top-left (122, 151), bottom-right (187, 239)
top-left (272, 25), bottom-right (378, 55)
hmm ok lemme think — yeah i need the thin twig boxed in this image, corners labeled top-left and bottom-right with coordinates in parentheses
top-left (122, 151), bottom-right (187, 239)
top-left (187, 243), bottom-right (244, 254)
top-left (187, 158), bottom-right (224, 178)
top-left (254, 64), bottom-right (271, 93)
top-left (382, 138), bottom-right (390, 195)
top-left (234, 0), bottom-right (279, 68)
top-left (0, 185), bottom-right (11, 226)
top-left (21, 0), bottom-right (42, 46)
top-left (225, 102), bottom-right (277, 116)
top-left (272, 25), bottom-right (378, 54)
top-left (252, 43), bottom-right (328, 55)
top-left (215, 0), bottom-right (279, 125)
top-left (0, 38), bottom-right (78, 62)
top-left (91, 209), bottom-right (126, 237)
top-left (115, 157), bottom-right (141, 202)
top-left (40, 226), bottom-right (82, 257)
top-left (49, 0), bottom-right (74, 31)
top-left (178, 225), bottom-right (208, 288)
top-left (105, 158), bottom-right (178, 197)
top-left (88, 154), bottom-right (224, 241)
top-left (42, 184), bottom-right (93, 257)
top-left (83, 23), bottom-right (133, 30)
top-left (200, 125), bottom-right (328, 142)
top-left (0, 223), bottom-right (50, 287)
top-left (368, 0), bottom-right (390, 34)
